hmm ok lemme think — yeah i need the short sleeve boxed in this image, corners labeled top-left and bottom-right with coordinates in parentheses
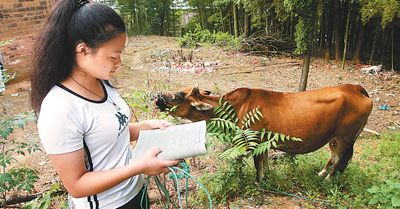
top-left (38, 98), bottom-right (84, 154)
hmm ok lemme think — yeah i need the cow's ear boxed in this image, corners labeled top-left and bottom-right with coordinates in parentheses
top-left (201, 90), bottom-right (211, 95)
top-left (174, 92), bottom-right (186, 100)
top-left (190, 86), bottom-right (200, 96)
top-left (191, 101), bottom-right (213, 111)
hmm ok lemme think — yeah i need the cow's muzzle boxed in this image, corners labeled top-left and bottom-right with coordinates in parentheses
top-left (154, 94), bottom-right (169, 111)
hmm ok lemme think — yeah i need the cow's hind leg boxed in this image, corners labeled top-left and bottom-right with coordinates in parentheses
top-left (318, 137), bottom-right (353, 178)
top-left (323, 124), bottom-right (365, 178)
top-left (335, 141), bottom-right (355, 173)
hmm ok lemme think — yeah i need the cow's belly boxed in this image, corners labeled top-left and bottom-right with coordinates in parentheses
top-left (256, 109), bottom-right (339, 154)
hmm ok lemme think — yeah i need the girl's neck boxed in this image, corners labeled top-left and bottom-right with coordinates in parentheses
top-left (61, 72), bottom-right (105, 101)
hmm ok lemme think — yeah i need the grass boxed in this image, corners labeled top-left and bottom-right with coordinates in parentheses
top-left (192, 130), bottom-right (400, 208)
top-left (118, 78), bottom-right (400, 208)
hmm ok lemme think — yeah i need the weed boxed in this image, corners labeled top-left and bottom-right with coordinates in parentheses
top-left (178, 24), bottom-right (241, 51)
top-left (21, 181), bottom-right (68, 209)
top-left (367, 179), bottom-right (400, 208)
top-left (193, 129), bottom-right (400, 208)
top-left (0, 112), bottom-right (40, 205)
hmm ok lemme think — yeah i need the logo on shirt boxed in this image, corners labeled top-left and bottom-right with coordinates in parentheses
top-left (116, 112), bottom-right (128, 138)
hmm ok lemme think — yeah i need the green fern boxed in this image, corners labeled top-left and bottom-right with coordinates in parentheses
top-left (207, 98), bottom-right (302, 161)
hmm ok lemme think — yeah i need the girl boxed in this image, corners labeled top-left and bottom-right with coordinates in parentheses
top-left (30, 0), bottom-right (179, 208)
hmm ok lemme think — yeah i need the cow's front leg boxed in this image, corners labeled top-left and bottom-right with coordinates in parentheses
top-left (254, 153), bottom-right (268, 182)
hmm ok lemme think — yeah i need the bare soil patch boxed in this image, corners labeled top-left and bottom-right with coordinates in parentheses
top-left (1, 35), bottom-right (399, 208)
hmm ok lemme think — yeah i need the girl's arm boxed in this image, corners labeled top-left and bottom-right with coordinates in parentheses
top-left (49, 147), bottom-right (179, 198)
top-left (129, 120), bottom-right (172, 141)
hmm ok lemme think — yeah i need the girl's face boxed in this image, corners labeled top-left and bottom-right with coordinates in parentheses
top-left (75, 33), bottom-right (126, 80)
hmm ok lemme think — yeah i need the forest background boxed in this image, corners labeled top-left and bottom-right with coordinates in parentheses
top-left (1, 0), bottom-right (400, 208)
top-left (97, 0), bottom-right (400, 74)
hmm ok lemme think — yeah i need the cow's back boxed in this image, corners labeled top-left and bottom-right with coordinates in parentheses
top-left (222, 84), bottom-right (373, 153)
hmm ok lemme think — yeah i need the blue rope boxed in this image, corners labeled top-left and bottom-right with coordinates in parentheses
top-left (141, 161), bottom-right (213, 209)
top-left (141, 158), bottom-right (342, 208)
top-left (242, 158), bottom-right (346, 209)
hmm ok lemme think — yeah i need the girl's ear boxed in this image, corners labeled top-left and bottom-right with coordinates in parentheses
top-left (75, 43), bottom-right (90, 55)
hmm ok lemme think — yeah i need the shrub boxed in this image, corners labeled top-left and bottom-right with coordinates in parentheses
top-left (0, 112), bottom-right (40, 205)
top-left (178, 24), bottom-right (241, 50)
top-left (367, 179), bottom-right (400, 208)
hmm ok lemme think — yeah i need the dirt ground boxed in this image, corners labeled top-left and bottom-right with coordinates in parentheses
top-left (1, 35), bottom-right (399, 208)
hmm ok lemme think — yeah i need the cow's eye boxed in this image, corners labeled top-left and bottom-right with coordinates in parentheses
top-left (175, 92), bottom-right (186, 100)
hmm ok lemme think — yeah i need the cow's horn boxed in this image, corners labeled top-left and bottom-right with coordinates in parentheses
top-left (190, 84), bottom-right (200, 95)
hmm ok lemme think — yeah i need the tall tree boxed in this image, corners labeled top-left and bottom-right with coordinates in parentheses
top-left (333, 0), bottom-right (343, 61)
top-left (284, 0), bottom-right (318, 92)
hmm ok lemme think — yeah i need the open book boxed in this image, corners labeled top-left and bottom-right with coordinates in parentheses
top-left (131, 120), bottom-right (208, 161)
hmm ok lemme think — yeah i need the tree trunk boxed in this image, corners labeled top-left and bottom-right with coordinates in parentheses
top-left (159, 0), bottom-right (168, 36)
top-left (233, 2), bottom-right (238, 38)
top-left (391, 26), bottom-right (394, 70)
top-left (319, 8), bottom-right (325, 55)
top-left (199, 3), bottom-right (205, 29)
top-left (369, 26), bottom-right (379, 65)
top-left (244, 10), bottom-right (250, 37)
top-left (342, 0), bottom-right (351, 69)
top-left (229, 9), bottom-right (232, 34)
top-left (324, 1), bottom-right (334, 62)
top-left (135, 0), bottom-right (139, 35)
top-left (352, 21), bottom-right (364, 62)
top-left (334, 0), bottom-right (342, 61)
top-left (298, 51), bottom-right (311, 92)
top-left (265, 10), bottom-right (269, 35)
top-left (220, 7), bottom-right (225, 32)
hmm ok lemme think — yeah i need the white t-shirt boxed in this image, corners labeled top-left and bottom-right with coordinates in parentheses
top-left (38, 80), bottom-right (144, 209)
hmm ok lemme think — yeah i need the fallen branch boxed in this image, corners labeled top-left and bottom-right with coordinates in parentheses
top-left (363, 128), bottom-right (381, 136)
top-left (225, 63), bottom-right (299, 75)
top-left (0, 192), bottom-right (42, 206)
top-left (0, 190), bottom-right (66, 207)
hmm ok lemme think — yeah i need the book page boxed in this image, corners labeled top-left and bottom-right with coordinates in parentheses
top-left (131, 120), bottom-right (208, 161)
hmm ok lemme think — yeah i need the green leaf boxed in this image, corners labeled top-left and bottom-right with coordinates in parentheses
top-left (0, 126), bottom-right (13, 140)
top-left (0, 173), bottom-right (13, 183)
top-left (267, 131), bottom-right (272, 140)
top-left (292, 137), bottom-right (302, 142)
top-left (214, 107), bottom-right (223, 115)
top-left (256, 108), bottom-right (263, 116)
top-left (272, 141), bottom-right (277, 148)
top-left (21, 197), bottom-right (40, 209)
top-left (37, 191), bottom-right (51, 209)
top-left (369, 198), bottom-right (379, 205)
top-left (280, 133), bottom-right (286, 142)
top-left (392, 194), bottom-right (400, 206)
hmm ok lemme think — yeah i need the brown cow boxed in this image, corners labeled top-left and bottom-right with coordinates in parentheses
top-left (155, 84), bottom-right (373, 179)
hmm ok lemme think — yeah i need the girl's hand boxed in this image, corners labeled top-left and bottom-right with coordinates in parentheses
top-left (133, 147), bottom-right (180, 176)
top-left (146, 119), bottom-right (173, 130)
top-left (129, 120), bottom-right (173, 141)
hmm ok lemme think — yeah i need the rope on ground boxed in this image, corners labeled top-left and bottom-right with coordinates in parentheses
top-left (242, 158), bottom-right (345, 209)
top-left (141, 161), bottom-right (213, 209)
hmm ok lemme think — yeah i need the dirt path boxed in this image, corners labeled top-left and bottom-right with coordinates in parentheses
top-left (118, 35), bottom-right (400, 133)
top-left (1, 35), bottom-right (399, 208)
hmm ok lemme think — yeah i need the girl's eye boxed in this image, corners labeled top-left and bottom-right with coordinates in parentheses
top-left (111, 57), bottom-right (117, 60)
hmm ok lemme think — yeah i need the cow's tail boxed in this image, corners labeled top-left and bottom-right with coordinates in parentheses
top-left (336, 141), bottom-right (355, 172)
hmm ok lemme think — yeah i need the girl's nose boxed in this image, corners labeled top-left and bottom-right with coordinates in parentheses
top-left (115, 56), bottom-right (122, 67)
